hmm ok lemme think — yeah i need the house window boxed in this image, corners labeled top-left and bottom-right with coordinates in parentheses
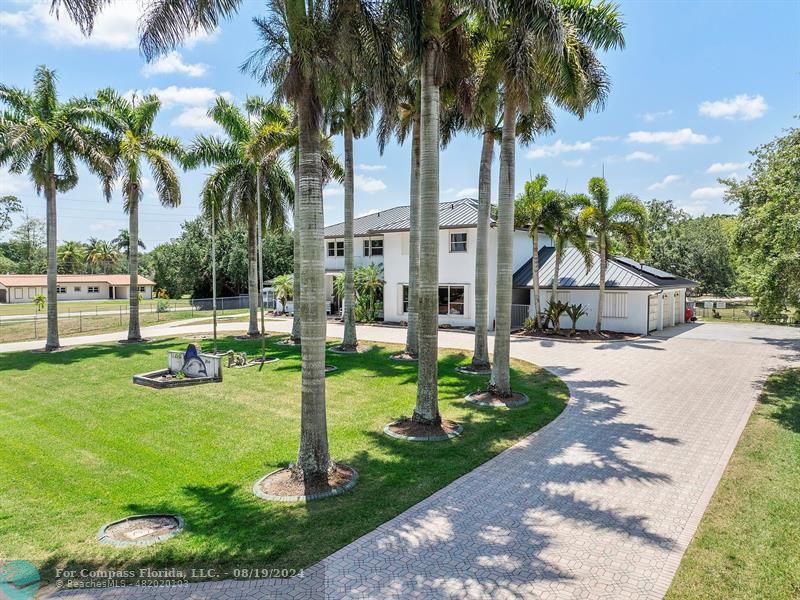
top-left (402, 285), bottom-right (409, 313)
top-left (138, 286), bottom-right (146, 293)
top-left (327, 241), bottom-right (344, 257)
top-left (56, 287), bottom-right (66, 294)
top-left (450, 232), bottom-right (467, 253)
top-left (602, 292), bottom-right (628, 318)
top-left (14, 288), bottom-right (23, 299)
top-left (364, 239), bottom-right (383, 256)
top-left (73, 286), bottom-right (81, 292)
top-left (88, 286), bottom-right (100, 294)
top-left (438, 285), bottom-right (465, 316)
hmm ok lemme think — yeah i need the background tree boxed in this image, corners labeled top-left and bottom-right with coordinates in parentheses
top-left (579, 177), bottom-right (647, 332)
top-left (57, 241), bottom-right (87, 274)
top-left (0, 195), bottom-right (22, 234)
top-left (112, 228), bottom-right (147, 259)
top-left (0, 65), bottom-right (111, 350)
top-left (8, 216), bottom-right (46, 273)
top-left (724, 126), bottom-right (799, 318)
top-left (95, 89), bottom-right (182, 342)
top-left (85, 238), bottom-right (120, 274)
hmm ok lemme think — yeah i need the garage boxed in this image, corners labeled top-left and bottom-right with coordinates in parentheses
top-left (648, 294), bottom-right (659, 332)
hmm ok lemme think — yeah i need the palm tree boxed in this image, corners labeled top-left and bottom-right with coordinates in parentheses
top-left (579, 177), bottom-right (647, 332)
top-left (272, 273), bottom-right (294, 313)
top-left (185, 97), bottom-right (293, 339)
top-left (355, 262), bottom-right (385, 321)
top-left (0, 65), bottom-right (112, 351)
top-left (85, 238), bottom-right (120, 274)
top-left (57, 241), bottom-right (87, 274)
top-left (489, 0), bottom-right (625, 396)
top-left (514, 175), bottom-right (560, 330)
top-left (94, 89), bottom-right (182, 342)
top-left (112, 228), bottom-right (147, 259)
top-left (549, 191), bottom-right (592, 304)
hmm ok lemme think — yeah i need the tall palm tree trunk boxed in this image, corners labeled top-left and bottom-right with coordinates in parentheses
top-left (295, 84), bottom-right (332, 480)
top-left (471, 127), bottom-right (493, 369)
top-left (127, 192), bottom-right (142, 341)
top-left (290, 166), bottom-right (301, 343)
top-left (489, 99), bottom-right (516, 397)
top-left (341, 122), bottom-right (358, 350)
top-left (596, 235), bottom-right (606, 333)
top-left (405, 113), bottom-right (421, 357)
top-left (247, 213), bottom-right (260, 337)
top-left (45, 149), bottom-right (59, 351)
top-left (531, 228), bottom-right (541, 329)
top-left (413, 50), bottom-right (441, 425)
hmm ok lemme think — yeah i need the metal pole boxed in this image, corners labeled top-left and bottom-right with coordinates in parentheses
top-left (256, 145), bottom-right (267, 363)
top-left (212, 203), bottom-right (218, 353)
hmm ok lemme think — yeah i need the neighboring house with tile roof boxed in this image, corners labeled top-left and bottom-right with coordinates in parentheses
top-left (0, 274), bottom-right (155, 304)
top-left (320, 197), bottom-right (697, 334)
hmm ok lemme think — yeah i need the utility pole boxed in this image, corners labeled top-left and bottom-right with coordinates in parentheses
top-left (211, 203), bottom-right (218, 354)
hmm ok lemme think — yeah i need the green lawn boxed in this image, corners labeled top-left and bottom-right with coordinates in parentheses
top-left (0, 336), bottom-right (568, 586)
top-left (0, 298), bottom-right (195, 317)
top-left (667, 368), bottom-right (800, 600)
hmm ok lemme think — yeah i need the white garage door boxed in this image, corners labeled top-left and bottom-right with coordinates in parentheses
top-left (661, 294), bottom-right (670, 327)
top-left (648, 295), bottom-right (658, 332)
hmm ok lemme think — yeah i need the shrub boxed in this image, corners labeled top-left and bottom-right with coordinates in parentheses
top-left (522, 317), bottom-right (537, 333)
top-left (156, 299), bottom-right (171, 313)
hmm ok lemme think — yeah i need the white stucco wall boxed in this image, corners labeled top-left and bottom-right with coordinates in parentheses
top-left (323, 236), bottom-right (385, 272)
top-left (0, 282), bottom-right (153, 303)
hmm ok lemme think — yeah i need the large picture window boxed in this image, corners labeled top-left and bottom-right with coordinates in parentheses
top-left (327, 241), bottom-right (344, 257)
top-left (402, 285), bottom-right (465, 316)
top-left (449, 232), bottom-right (467, 252)
top-left (363, 239), bottom-right (383, 256)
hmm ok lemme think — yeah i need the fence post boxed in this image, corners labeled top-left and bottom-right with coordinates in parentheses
top-left (34, 314), bottom-right (37, 339)
top-left (80, 311), bottom-right (83, 333)
top-left (119, 306), bottom-right (122, 325)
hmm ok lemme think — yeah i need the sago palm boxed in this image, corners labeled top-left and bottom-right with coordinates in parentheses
top-left (185, 96), bottom-right (293, 339)
top-left (95, 88), bottom-right (182, 342)
top-left (0, 65), bottom-right (112, 350)
top-left (579, 177), bottom-right (647, 332)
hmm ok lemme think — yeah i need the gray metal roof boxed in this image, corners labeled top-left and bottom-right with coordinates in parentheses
top-left (325, 198), bottom-right (489, 238)
top-left (513, 246), bottom-right (697, 290)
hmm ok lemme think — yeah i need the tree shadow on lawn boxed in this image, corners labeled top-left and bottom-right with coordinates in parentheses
top-left (759, 367), bottom-right (800, 434)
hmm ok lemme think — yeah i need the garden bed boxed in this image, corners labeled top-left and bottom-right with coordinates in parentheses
top-left (514, 329), bottom-right (641, 342)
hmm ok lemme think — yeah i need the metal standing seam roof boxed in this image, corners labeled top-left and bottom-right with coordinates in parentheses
top-left (512, 246), bottom-right (697, 290)
top-left (324, 198), bottom-right (490, 238)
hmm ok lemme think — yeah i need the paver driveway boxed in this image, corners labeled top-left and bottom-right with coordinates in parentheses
top-left (46, 321), bottom-right (799, 600)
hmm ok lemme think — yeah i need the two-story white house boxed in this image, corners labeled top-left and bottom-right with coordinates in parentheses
top-left (324, 197), bottom-right (697, 335)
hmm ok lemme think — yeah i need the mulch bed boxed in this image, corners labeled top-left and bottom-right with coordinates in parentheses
top-left (254, 464), bottom-right (357, 502)
top-left (389, 352), bottom-right (418, 362)
top-left (516, 330), bottom-right (640, 342)
top-left (328, 344), bottom-right (373, 354)
top-left (277, 339), bottom-right (301, 346)
top-left (465, 390), bottom-right (529, 408)
top-left (455, 364), bottom-right (492, 375)
top-left (384, 418), bottom-right (463, 441)
top-left (117, 338), bottom-right (151, 345)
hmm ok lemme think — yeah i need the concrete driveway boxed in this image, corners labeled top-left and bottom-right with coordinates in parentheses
top-left (44, 321), bottom-right (799, 600)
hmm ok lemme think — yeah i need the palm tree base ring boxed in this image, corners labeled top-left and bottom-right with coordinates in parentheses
top-left (456, 364), bottom-right (492, 375)
top-left (465, 390), bottom-right (529, 409)
top-left (117, 338), bottom-right (151, 345)
top-left (383, 419), bottom-right (463, 442)
top-left (328, 344), bottom-right (372, 354)
top-left (390, 352), bottom-right (418, 362)
top-left (277, 338), bottom-right (301, 346)
top-left (253, 463), bottom-right (358, 503)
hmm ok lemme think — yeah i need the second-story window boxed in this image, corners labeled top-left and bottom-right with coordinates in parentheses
top-left (450, 232), bottom-right (467, 252)
top-left (364, 239), bottom-right (383, 256)
top-left (327, 241), bottom-right (344, 257)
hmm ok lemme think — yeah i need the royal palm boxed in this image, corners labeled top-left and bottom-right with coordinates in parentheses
top-left (94, 89), bottom-right (182, 342)
top-left (0, 66), bottom-right (111, 350)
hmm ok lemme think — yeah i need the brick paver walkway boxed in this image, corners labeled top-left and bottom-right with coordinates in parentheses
top-left (43, 321), bottom-right (799, 600)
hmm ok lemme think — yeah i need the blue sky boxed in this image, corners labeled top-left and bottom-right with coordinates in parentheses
top-left (1, 0), bottom-right (798, 247)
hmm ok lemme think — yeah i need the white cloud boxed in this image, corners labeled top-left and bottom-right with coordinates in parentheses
top-left (357, 164), bottom-right (386, 172)
top-left (454, 187), bottom-right (478, 198)
top-left (699, 94), bottom-right (767, 120)
top-left (170, 107), bottom-right (218, 131)
top-left (627, 128), bottom-right (719, 146)
top-left (624, 151), bottom-right (659, 162)
top-left (129, 86), bottom-right (231, 108)
top-left (562, 159), bottom-right (584, 167)
top-left (354, 174), bottom-right (386, 193)
top-left (527, 140), bottom-right (592, 159)
top-left (690, 186), bottom-right (726, 200)
top-left (0, 2), bottom-right (216, 50)
top-left (680, 201), bottom-right (711, 217)
top-left (706, 161), bottom-right (748, 174)
top-left (641, 109), bottom-right (673, 122)
top-left (592, 135), bottom-right (619, 142)
top-left (647, 175), bottom-right (682, 191)
top-left (141, 51), bottom-right (208, 78)
top-left (323, 186), bottom-right (344, 198)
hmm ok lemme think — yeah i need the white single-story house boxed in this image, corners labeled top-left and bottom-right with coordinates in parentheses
top-left (323, 197), bottom-right (696, 335)
top-left (0, 274), bottom-right (155, 304)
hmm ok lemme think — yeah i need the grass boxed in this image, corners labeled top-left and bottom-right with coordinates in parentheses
top-left (0, 298), bottom-right (195, 317)
top-left (0, 310), bottom-right (225, 343)
top-left (667, 368), bottom-right (800, 600)
top-left (0, 336), bottom-right (568, 587)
